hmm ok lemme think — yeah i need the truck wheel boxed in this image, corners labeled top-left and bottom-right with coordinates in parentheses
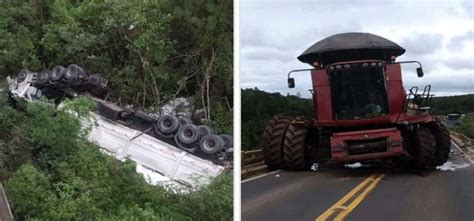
top-left (157, 115), bottom-right (179, 134)
top-left (50, 65), bottom-right (66, 81)
top-left (37, 70), bottom-right (51, 85)
top-left (283, 124), bottom-right (307, 170)
top-left (262, 115), bottom-right (290, 169)
top-left (414, 126), bottom-right (437, 168)
top-left (220, 134), bottom-right (233, 149)
top-left (199, 134), bottom-right (224, 154)
top-left (178, 116), bottom-right (192, 125)
top-left (198, 125), bottom-right (213, 136)
top-left (17, 69), bottom-right (29, 83)
top-left (177, 124), bottom-right (200, 144)
top-left (65, 64), bottom-right (84, 83)
top-left (430, 121), bottom-right (451, 165)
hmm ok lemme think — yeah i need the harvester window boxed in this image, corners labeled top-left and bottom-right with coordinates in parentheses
top-left (330, 66), bottom-right (388, 120)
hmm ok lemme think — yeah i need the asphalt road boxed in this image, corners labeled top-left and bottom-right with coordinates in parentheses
top-left (241, 143), bottom-right (474, 221)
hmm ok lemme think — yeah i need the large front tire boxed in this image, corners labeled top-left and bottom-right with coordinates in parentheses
top-left (283, 124), bottom-right (307, 170)
top-left (414, 126), bottom-right (437, 168)
top-left (262, 115), bottom-right (290, 169)
top-left (430, 121), bottom-right (451, 165)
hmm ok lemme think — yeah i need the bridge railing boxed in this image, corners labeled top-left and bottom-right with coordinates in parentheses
top-left (241, 149), bottom-right (268, 179)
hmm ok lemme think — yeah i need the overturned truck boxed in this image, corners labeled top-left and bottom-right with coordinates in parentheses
top-left (7, 64), bottom-right (233, 188)
top-left (263, 32), bottom-right (450, 170)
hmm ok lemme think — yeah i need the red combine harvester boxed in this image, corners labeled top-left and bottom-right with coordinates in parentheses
top-left (263, 32), bottom-right (450, 170)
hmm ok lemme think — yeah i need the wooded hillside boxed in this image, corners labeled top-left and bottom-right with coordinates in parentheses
top-left (0, 0), bottom-right (232, 133)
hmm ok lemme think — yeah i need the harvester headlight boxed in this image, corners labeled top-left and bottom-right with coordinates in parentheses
top-left (362, 63), bottom-right (369, 67)
top-left (378, 62), bottom-right (383, 67)
top-left (343, 64), bottom-right (350, 69)
top-left (329, 66), bottom-right (335, 70)
top-left (390, 55), bottom-right (396, 62)
top-left (313, 61), bottom-right (320, 67)
top-left (335, 65), bottom-right (342, 69)
top-left (371, 62), bottom-right (377, 67)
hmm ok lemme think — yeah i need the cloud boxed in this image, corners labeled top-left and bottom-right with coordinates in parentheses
top-left (448, 30), bottom-right (474, 51)
top-left (241, 0), bottom-right (474, 97)
top-left (400, 33), bottom-right (444, 55)
top-left (241, 46), bottom-right (290, 62)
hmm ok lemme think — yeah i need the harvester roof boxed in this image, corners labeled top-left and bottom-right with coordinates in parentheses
top-left (298, 32), bottom-right (405, 66)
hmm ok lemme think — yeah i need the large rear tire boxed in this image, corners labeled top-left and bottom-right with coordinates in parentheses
top-left (430, 121), bottom-right (451, 165)
top-left (414, 126), bottom-right (437, 168)
top-left (262, 115), bottom-right (290, 169)
top-left (283, 123), bottom-right (307, 170)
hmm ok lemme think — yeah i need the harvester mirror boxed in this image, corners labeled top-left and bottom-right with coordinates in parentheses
top-left (288, 78), bottom-right (295, 88)
top-left (416, 67), bottom-right (424, 77)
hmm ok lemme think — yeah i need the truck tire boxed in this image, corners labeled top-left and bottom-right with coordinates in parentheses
top-left (17, 69), bottom-right (29, 83)
top-left (37, 70), bottom-right (51, 85)
top-left (283, 124), bottom-right (307, 170)
top-left (414, 126), bottom-right (437, 168)
top-left (177, 124), bottom-right (200, 144)
top-left (199, 134), bottom-right (224, 154)
top-left (262, 115), bottom-right (291, 169)
top-left (430, 121), bottom-right (451, 165)
top-left (50, 65), bottom-right (66, 81)
top-left (178, 116), bottom-right (192, 125)
top-left (220, 134), bottom-right (233, 149)
top-left (198, 125), bottom-right (213, 137)
top-left (157, 115), bottom-right (179, 134)
top-left (65, 64), bottom-right (84, 84)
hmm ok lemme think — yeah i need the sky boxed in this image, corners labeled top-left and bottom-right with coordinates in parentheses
top-left (240, 0), bottom-right (474, 98)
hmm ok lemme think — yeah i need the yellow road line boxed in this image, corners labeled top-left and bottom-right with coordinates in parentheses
top-left (315, 173), bottom-right (385, 221)
top-left (334, 174), bottom-right (385, 221)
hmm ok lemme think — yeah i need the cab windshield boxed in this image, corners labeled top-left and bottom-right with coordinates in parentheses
top-left (329, 65), bottom-right (388, 120)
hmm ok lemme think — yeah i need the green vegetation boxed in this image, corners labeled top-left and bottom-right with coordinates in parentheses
top-left (241, 88), bottom-right (312, 150)
top-left (452, 114), bottom-right (474, 139)
top-left (0, 92), bottom-right (232, 220)
top-left (0, 0), bottom-right (232, 134)
top-left (431, 94), bottom-right (474, 114)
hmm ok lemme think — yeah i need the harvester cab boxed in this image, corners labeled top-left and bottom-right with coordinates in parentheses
top-left (262, 32), bottom-right (450, 170)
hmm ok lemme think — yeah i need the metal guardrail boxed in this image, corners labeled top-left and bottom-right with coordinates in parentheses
top-left (241, 149), bottom-right (269, 180)
top-left (0, 183), bottom-right (13, 221)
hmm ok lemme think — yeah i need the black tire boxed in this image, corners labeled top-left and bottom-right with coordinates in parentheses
top-left (174, 134), bottom-right (196, 152)
top-left (198, 125), bottom-right (213, 137)
top-left (178, 116), bottom-right (192, 125)
top-left (177, 124), bottom-right (200, 144)
top-left (414, 126), bottom-right (437, 168)
top-left (283, 124), bottom-right (307, 170)
top-left (37, 69), bottom-right (51, 85)
top-left (430, 121), bottom-right (451, 165)
top-left (199, 134), bottom-right (224, 154)
top-left (17, 69), bottom-right (29, 83)
top-left (65, 64), bottom-right (84, 83)
top-left (219, 134), bottom-right (233, 149)
top-left (262, 115), bottom-right (290, 169)
top-left (50, 65), bottom-right (66, 81)
top-left (157, 115), bottom-right (179, 134)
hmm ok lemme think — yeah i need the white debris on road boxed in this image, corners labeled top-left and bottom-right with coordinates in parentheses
top-left (310, 163), bottom-right (319, 171)
top-left (345, 162), bottom-right (362, 168)
top-left (436, 161), bottom-right (470, 171)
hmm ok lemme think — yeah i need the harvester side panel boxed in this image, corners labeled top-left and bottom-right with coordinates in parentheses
top-left (385, 63), bottom-right (405, 114)
top-left (311, 69), bottom-right (332, 123)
